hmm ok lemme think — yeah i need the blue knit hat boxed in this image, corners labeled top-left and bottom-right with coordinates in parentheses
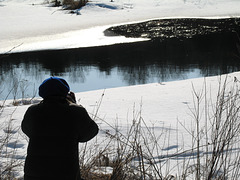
top-left (39, 77), bottom-right (70, 98)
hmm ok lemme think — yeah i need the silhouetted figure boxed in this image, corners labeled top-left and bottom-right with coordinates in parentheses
top-left (22, 77), bottom-right (99, 180)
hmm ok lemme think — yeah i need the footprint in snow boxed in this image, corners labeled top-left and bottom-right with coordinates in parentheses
top-left (162, 145), bottom-right (179, 151)
top-left (6, 141), bottom-right (25, 149)
top-left (3, 128), bottom-right (18, 134)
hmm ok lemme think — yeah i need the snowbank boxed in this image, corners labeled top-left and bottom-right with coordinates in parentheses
top-left (1, 0), bottom-right (240, 53)
top-left (1, 71), bottom-right (240, 178)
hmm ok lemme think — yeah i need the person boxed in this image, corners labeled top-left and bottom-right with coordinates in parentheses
top-left (21, 77), bottom-right (99, 180)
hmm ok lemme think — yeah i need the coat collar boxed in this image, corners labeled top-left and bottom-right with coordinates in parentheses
top-left (42, 96), bottom-right (68, 104)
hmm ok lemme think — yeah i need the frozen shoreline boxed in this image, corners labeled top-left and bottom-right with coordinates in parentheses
top-left (1, 71), bottom-right (240, 179)
top-left (2, 16), bottom-right (240, 54)
top-left (1, 0), bottom-right (240, 54)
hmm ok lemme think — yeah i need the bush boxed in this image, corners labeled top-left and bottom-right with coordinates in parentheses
top-left (63, 0), bottom-right (88, 10)
top-left (79, 75), bottom-right (240, 179)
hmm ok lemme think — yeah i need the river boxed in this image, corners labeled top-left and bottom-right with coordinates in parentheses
top-left (0, 18), bottom-right (240, 100)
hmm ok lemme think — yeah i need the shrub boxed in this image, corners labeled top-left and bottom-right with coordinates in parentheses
top-left (79, 75), bottom-right (240, 179)
top-left (63, 0), bottom-right (88, 10)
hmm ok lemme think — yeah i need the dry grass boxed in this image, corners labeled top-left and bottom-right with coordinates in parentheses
top-left (79, 75), bottom-right (240, 180)
top-left (0, 117), bottom-right (24, 180)
top-left (1, 75), bottom-right (240, 179)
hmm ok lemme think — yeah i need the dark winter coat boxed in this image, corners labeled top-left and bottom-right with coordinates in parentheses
top-left (21, 96), bottom-right (99, 180)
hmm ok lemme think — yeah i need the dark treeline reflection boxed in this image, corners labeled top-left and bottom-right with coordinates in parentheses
top-left (0, 31), bottom-right (240, 99)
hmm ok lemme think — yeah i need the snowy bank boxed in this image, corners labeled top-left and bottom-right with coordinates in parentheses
top-left (1, 0), bottom-right (240, 53)
top-left (1, 71), bottom-right (240, 178)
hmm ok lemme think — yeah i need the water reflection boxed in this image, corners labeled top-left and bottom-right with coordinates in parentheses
top-left (0, 31), bottom-right (239, 100)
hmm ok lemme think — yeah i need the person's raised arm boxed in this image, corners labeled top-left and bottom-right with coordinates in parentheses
top-left (75, 106), bottom-right (99, 142)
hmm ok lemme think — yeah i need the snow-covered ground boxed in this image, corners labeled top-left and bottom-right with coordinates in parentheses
top-left (1, 0), bottom-right (240, 53)
top-left (1, 0), bottom-right (240, 179)
top-left (1, 72), bottom-right (240, 178)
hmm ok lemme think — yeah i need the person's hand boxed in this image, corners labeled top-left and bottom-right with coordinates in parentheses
top-left (67, 91), bottom-right (76, 103)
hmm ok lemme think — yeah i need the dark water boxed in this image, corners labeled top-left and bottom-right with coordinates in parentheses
top-left (0, 31), bottom-right (240, 100)
top-left (105, 18), bottom-right (240, 39)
